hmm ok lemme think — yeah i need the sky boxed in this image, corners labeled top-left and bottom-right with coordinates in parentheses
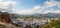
top-left (0, 0), bottom-right (60, 15)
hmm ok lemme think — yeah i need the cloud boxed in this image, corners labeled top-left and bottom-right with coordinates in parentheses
top-left (32, 5), bottom-right (48, 14)
top-left (0, 0), bottom-right (4, 1)
top-left (13, 9), bottom-right (35, 15)
top-left (45, 1), bottom-right (56, 7)
top-left (15, 0), bottom-right (60, 15)
top-left (49, 10), bottom-right (60, 13)
top-left (43, 0), bottom-right (60, 13)
top-left (45, 0), bottom-right (60, 8)
top-left (0, 0), bottom-right (17, 12)
top-left (0, 1), bottom-right (16, 9)
top-left (1, 0), bottom-right (59, 15)
top-left (14, 5), bottom-right (48, 15)
top-left (56, 2), bottom-right (60, 8)
top-left (33, 0), bottom-right (60, 14)
top-left (33, 5), bottom-right (44, 10)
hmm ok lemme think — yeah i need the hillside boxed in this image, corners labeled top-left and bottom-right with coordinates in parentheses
top-left (0, 21), bottom-right (21, 28)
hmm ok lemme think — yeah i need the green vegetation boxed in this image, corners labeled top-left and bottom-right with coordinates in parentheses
top-left (43, 20), bottom-right (60, 28)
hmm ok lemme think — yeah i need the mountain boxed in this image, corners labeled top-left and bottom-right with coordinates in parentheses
top-left (32, 13), bottom-right (60, 18)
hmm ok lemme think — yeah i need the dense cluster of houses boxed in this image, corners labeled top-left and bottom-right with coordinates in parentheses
top-left (0, 11), bottom-right (59, 28)
top-left (12, 18), bottom-right (49, 28)
top-left (0, 12), bottom-right (45, 28)
top-left (0, 11), bottom-right (48, 28)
